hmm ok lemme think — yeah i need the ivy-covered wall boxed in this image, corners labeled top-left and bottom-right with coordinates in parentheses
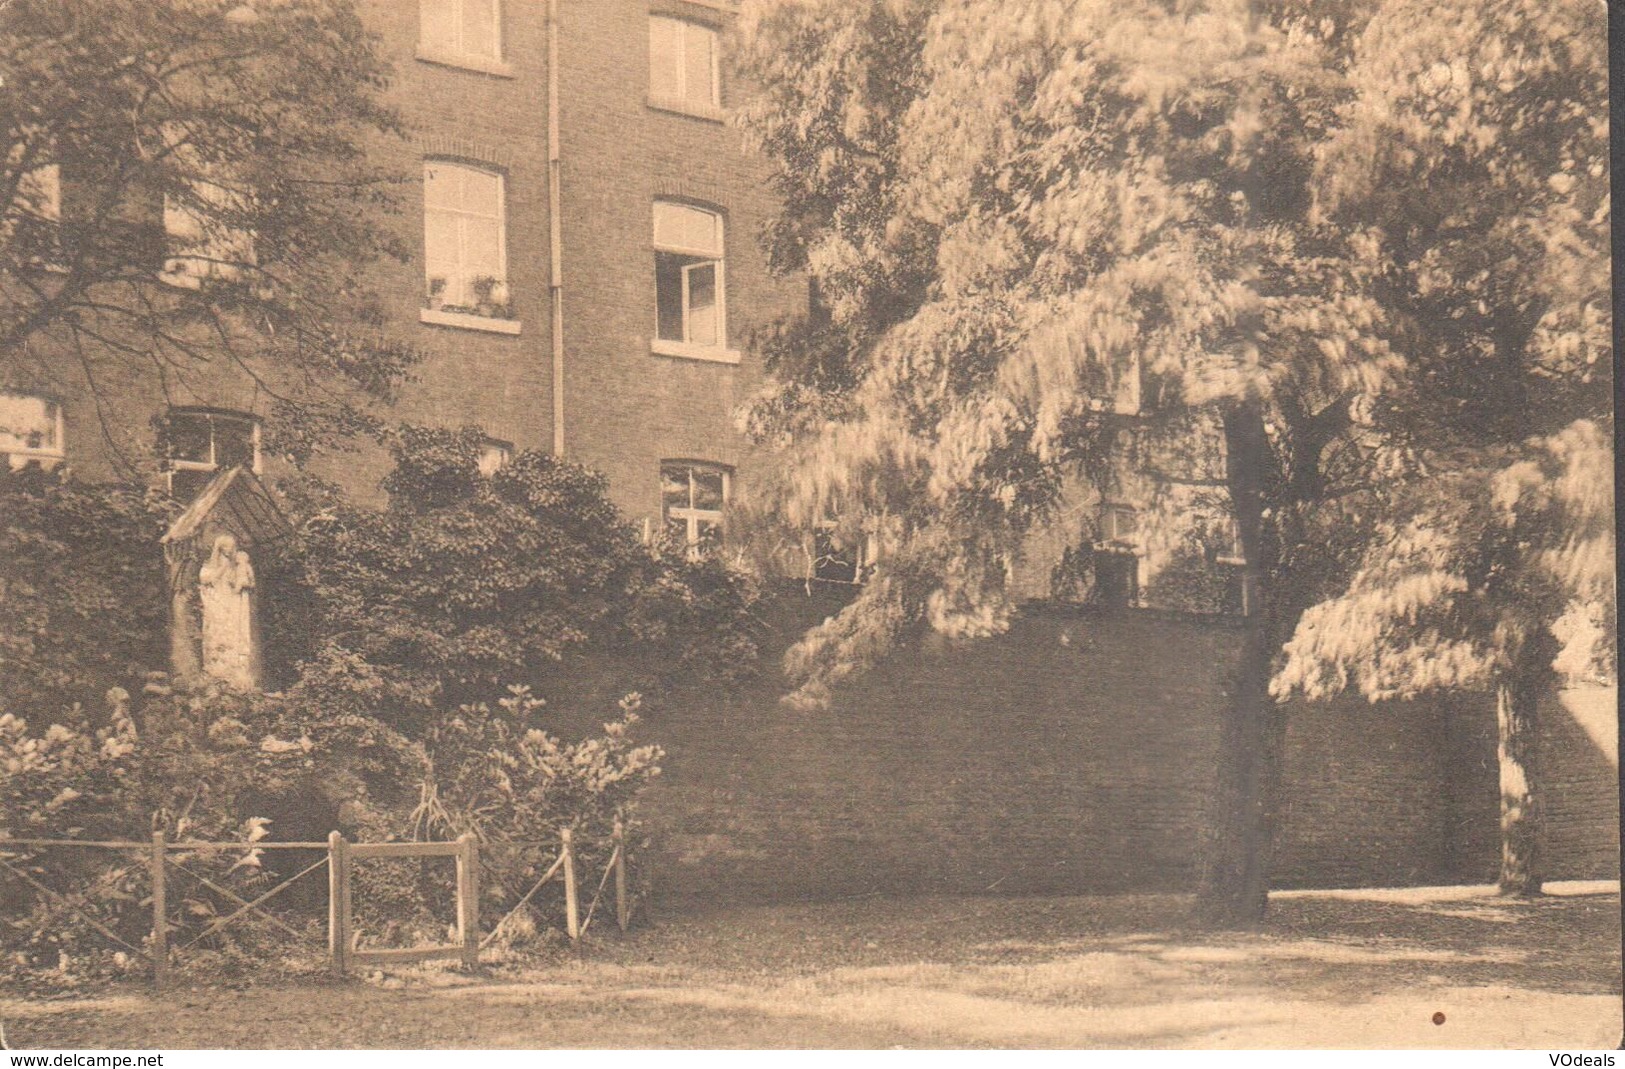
top-left (639, 596), bottom-right (1618, 908)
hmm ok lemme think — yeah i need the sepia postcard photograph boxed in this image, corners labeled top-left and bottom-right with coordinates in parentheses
top-left (0, 0), bottom-right (1617, 1055)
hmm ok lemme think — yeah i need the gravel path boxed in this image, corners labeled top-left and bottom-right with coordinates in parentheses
top-left (3, 885), bottom-right (1618, 1049)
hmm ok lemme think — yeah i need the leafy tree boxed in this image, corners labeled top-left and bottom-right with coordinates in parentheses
top-left (735, 0), bottom-right (1398, 925)
top-left (734, 0), bottom-right (1606, 922)
top-left (0, 0), bottom-right (415, 465)
top-left (1273, 0), bottom-right (1611, 895)
top-left (0, 465), bottom-right (172, 716)
top-left (273, 426), bottom-right (762, 728)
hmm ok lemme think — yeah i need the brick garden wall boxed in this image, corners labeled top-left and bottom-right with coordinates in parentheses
top-left (634, 597), bottom-right (1619, 908)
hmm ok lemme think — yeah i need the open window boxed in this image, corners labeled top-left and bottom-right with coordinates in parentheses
top-left (1093, 503), bottom-right (1141, 607)
top-left (653, 202), bottom-right (728, 359)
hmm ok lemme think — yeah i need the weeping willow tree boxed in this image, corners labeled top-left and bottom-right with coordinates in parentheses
top-left (1274, 0), bottom-right (1612, 896)
top-left (732, 0), bottom-right (1608, 922)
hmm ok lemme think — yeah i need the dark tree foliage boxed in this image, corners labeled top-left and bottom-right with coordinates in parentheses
top-left (272, 427), bottom-right (763, 727)
top-left (0, 464), bottom-right (171, 716)
top-left (1, 0), bottom-right (417, 465)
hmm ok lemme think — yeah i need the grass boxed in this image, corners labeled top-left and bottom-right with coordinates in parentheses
top-left (2, 884), bottom-right (1619, 1049)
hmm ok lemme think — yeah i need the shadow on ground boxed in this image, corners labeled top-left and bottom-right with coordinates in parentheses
top-left (4, 887), bottom-right (1619, 1049)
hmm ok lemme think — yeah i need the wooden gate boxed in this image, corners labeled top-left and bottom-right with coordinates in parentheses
top-left (326, 832), bottom-right (479, 976)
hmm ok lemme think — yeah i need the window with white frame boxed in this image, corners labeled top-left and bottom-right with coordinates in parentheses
top-left (0, 393), bottom-right (64, 470)
top-left (649, 17), bottom-right (720, 112)
top-left (477, 437), bottom-right (511, 476)
top-left (163, 180), bottom-right (254, 286)
top-left (424, 161), bottom-right (508, 315)
top-left (653, 202), bottom-right (725, 352)
top-left (1213, 516), bottom-right (1252, 615)
top-left (661, 461), bottom-right (729, 556)
top-left (164, 409), bottom-right (260, 501)
top-left (1094, 503), bottom-right (1139, 606)
top-left (420, 0), bottom-right (502, 62)
top-left (1214, 517), bottom-right (1245, 565)
top-left (1097, 503), bottom-right (1140, 546)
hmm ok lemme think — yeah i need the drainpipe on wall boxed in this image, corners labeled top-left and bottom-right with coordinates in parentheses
top-left (547, 0), bottom-right (566, 455)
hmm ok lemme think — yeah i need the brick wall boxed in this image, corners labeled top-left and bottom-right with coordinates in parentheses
top-left (635, 598), bottom-right (1619, 907)
top-left (332, 0), bottom-right (562, 500)
top-left (14, 1), bottom-right (799, 526)
top-left (557, 0), bottom-right (804, 525)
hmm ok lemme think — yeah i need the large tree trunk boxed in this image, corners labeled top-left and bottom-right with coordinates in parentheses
top-left (1196, 611), bottom-right (1286, 925)
top-left (1495, 661), bottom-right (1546, 896)
top-left (1196, 402), bottom-right (1291, 927)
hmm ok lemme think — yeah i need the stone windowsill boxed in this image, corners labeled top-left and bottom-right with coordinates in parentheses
top-left (6, 452), bottom-right (65, 471)
top-left (651, 337), bottom-right (740, 364)
top-left (421, 307), bottom-right (522, 335)
top-left (647, 97), bottom-right (726, 124)
top-left (415, 47), bottom-right (515, 79)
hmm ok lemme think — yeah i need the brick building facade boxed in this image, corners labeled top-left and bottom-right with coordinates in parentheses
top-left (4, 0), bottom-right (801, 546)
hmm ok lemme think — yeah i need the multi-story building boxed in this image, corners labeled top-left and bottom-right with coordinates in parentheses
top-left (3, 0), bottom-right (802, 554)
top-left (2, 0), bottom-right (1243, 611)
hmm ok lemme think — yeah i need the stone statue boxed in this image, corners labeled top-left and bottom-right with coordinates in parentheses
top-left (199, 533), bottom-right (258, 690)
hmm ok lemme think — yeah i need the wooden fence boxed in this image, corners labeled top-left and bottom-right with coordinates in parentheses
top-left (0, 823), bottom-right (631, 988)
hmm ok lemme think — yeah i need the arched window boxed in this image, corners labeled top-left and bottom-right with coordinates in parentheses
top-left (424, 161), bottom-right (508, 314)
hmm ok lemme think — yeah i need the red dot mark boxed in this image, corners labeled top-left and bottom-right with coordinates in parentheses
top-left (1432, 1012), bottom-right (1446, 1026)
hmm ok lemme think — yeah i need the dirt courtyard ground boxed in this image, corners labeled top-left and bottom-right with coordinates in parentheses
top-left (3, 883), bottom-right (1619, 1050)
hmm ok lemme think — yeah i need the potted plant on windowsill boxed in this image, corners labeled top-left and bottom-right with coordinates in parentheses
top-left (426, 275), bottom-right (448, 311)
top-left (470, 275), bottom-right (511, 319)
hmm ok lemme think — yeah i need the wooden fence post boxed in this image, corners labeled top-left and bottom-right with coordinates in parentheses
top-left (613, 820), bottom-right (629, 933)
top-left (561, 827), bottom-right (579, 942)
top-left (328, 831), bottom-right (351, 978)
top-left (457, 833), bottom-right (479, 968)
top-left (149, 830), bottom-right (168, 991)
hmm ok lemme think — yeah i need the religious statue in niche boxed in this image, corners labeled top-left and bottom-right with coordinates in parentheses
top-left (198, 533), bottom-right (259, 690)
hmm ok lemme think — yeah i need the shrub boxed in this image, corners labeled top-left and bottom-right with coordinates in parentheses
top-left (1, 433), bottom-right (690, 981)
top-left (0, 467), bottom-right (171, 718)
top-left (271, 426), bottom-right (763, 728)
top-left (1, 679), bottom-right (662, 983)
top-left (349, 687), bottom-right (662, 949)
